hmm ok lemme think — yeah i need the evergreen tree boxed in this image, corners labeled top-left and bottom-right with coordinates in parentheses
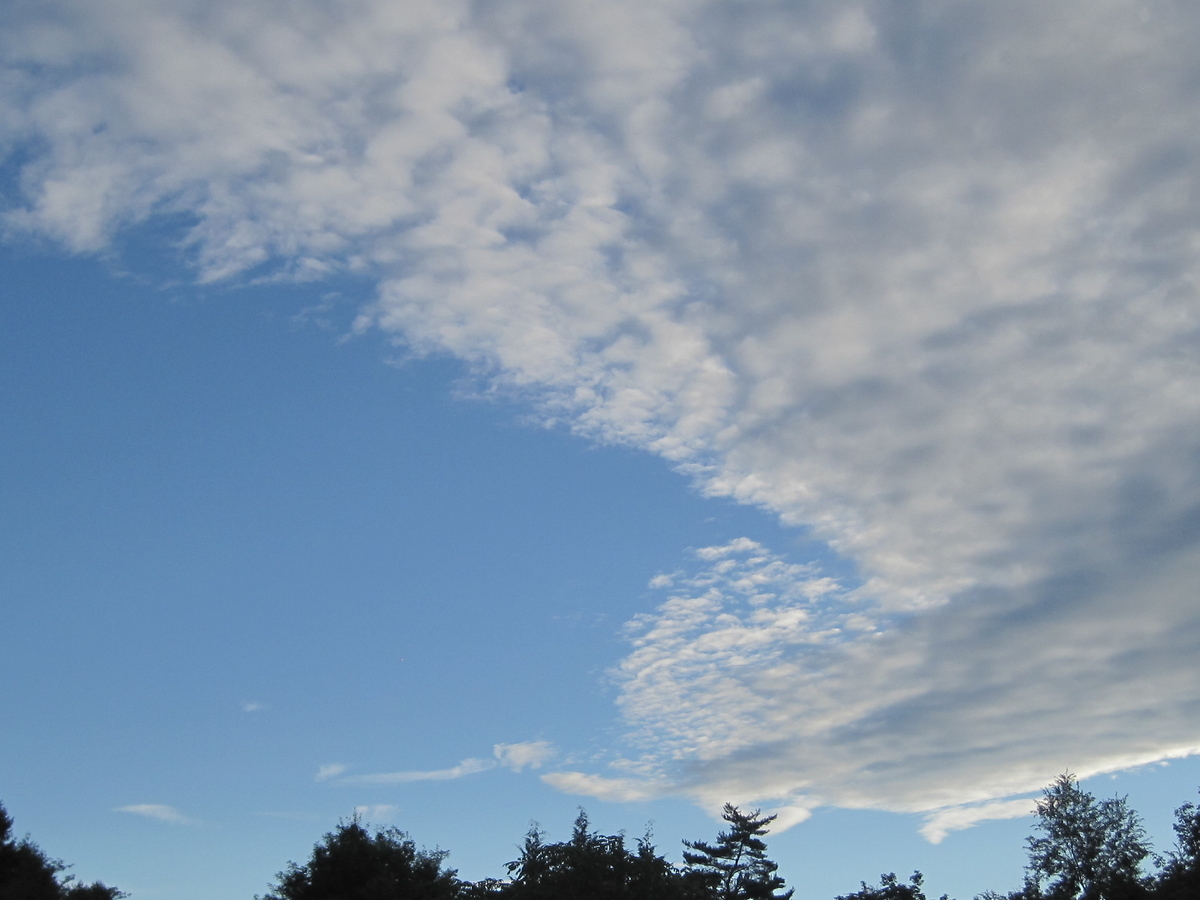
top-left (682, 804), bottom-right (793, 900)
top-left (260, 815), bottom-right (460, 900)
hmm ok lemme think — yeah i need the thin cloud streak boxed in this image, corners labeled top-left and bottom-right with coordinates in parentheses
top-left (5, 0), bottom-right (1200, 831)
top-left (343, 743), bottom-right (557, 785)
top-left (315, 763), bottom-right (349, 783)
top-left (354, 804), bottom-right (397, 822)
top-left (348, 758), bottom-right (496, 784)
top-left (114, 804), bottom-right (195, 825)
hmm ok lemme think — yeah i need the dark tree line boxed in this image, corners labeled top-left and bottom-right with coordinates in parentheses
top-left (7, 772), bottom-right (1200, 899)
top-left (260, 804), bottom-right (792, 900)
top-left (972, 774), bottom-right (1200, 900)
top-left (261, 775), bottom-right (1200, 900)
top-left (0, 803), bottom-right (123, 900)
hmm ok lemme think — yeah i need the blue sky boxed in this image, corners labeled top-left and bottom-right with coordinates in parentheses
top-left (3, 2), bottom-right (1200, 899)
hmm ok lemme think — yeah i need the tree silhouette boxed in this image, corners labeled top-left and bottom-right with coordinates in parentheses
top-left (260, 815), bottom-right (460, 900)
top-left (503, 809), bottom-right (694, 900)
top-left (835, 871), bottom-right (946, 900)
top-left (457, 877), bottom-right (508, 899)
top-left (1153, 791), bottom-right (1200, 900)
top-left (0, 802), bottom-right (124, 900)
top-left (682, 804), bottom-right (793, 900)
top-left (1022, 774), bottom-right (1149, 900)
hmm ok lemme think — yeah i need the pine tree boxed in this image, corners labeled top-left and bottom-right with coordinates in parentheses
top-left (683, 805), bottom-right (793, 900)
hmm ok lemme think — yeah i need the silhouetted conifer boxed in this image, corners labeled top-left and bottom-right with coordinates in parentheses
top-left (682, 804), bottom-right (793, 900)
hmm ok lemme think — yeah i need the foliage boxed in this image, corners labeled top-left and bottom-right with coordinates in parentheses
top-left (1153, 792), bottom-right (1200, 900)
top-left (260, 815), bottom-right (460, 900)
top-left (503, 809), bottom-right (696, 900)
top-left (0, 803), bottom-right (124, 900)
top-left (457, 877), bottom-right (508, 898)
top-left (683, 804), bottom-right (794, 900)
top-left (60, 885), bottom-right (131, 900)
top-left (837, 871), bottom-right (946, 900)
top-left (1022, 774), bottom-right (1150, 900)
top-left (31, 775), bottom-right (1200, 900)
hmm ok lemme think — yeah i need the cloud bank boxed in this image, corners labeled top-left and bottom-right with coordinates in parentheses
top-left (6, 0), bottom-right (1200, 828)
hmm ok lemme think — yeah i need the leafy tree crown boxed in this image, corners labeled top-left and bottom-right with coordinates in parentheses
top-left (260, 815), bottom-right (459, 900)
top-left (0, 802), bottom-right (124, 900)
top-left (1023, 773), bottom-right (1150, 900)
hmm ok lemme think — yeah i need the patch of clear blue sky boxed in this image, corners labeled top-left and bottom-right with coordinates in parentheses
top-left (3, 239), bottom-right (1200, 900)
top-left (0, 241), bottom-right (818, 897)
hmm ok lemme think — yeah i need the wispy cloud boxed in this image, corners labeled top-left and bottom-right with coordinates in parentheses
top-left (242, 701), bottom-right (263, 713)
top-left (115, 804), bottom-right (194, 825)
top-left (920, 799), bottom-right (1038, 845)
top-left (315, 763), bottom-right (348, 783)
top-left (6, 0), bottom-right (1200, 834)
top-left (541, 772), bottom-right (665, 804)
top-left (494, 741), bottom-right (556, 772)
top-left (343, 743), bottom-right (555, 784)
top-left (349, 757), bottom-right (495, 784)
top-left (354, 804), bottom-right (397, 822)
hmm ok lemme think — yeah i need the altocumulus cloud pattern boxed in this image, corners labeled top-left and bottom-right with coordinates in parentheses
top-left (4, 0), bottom-right (1200, 834)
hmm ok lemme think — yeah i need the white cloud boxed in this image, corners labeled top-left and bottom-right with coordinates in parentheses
top-left (350, 758), bottom-right (495, 784)
top-left (6, 0), bottom-right (1200, 834)
top-left (494, 741), bottom-right (556, 772)
top-left (242, 701), bottom-right (263, 713)
top-left (354, 804), bottom-right (397, 822)
top-left (315, 763), bottom-right (348, 782)
top-left (541, 771), bottom-right (665, 804)
top-left (341, 744), bottom-right (555, 785)
top-left (114, 804), bottom-right (194, 824)
top-left (548, 540), bottom-right (1200, 830)
top-left (920, 798), bottom-right (1037, 844)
